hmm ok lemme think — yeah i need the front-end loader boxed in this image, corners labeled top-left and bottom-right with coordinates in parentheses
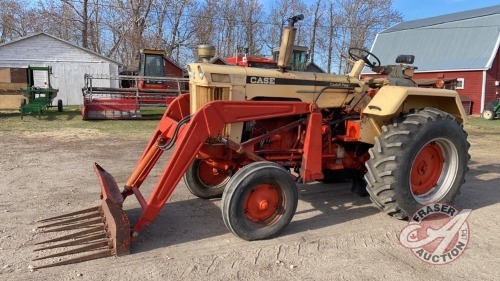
top-left (32, 15), bottom-right (470, 269)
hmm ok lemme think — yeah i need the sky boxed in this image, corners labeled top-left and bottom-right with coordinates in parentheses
top-left (260, 0), bottom-right (500, 22)
top-left (393, 0), bottom-right (499, 21)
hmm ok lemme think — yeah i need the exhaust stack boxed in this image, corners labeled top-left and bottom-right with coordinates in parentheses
top-left (277, 14), bottom-right (304, 72)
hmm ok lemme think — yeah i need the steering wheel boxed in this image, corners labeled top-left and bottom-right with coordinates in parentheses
top-left (348, 48), bottom-right (381, 68)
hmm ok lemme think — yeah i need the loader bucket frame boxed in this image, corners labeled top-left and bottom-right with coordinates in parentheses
top-left (33, 94), bottom-right (316, 269)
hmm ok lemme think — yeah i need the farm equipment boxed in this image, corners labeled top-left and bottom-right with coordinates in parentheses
top-left (82, 49), bottom-right (188, 120)
top-left (226, 53), bottom-right (278, 69)
top-left (222, 44), bottom-right (308, 71)
top-left (33, 15), bottom-right (470, 269)
top-left (20, 66), bottom-right (61, 119)
top-left (482, 99), bottom-right (500, 120)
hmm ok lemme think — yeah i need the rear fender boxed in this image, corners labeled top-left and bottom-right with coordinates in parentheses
top-left (359, 86), bottom-right (467, 144)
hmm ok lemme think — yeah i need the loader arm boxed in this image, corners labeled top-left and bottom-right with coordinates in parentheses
top-left (33, 95), bottom-right (312, 269)
top-left (119, 97), bottom-right (312, 233)
top-left (122, 93), bottom-right (191, 195)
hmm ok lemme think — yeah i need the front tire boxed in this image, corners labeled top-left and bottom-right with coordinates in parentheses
top-left (222, 162), bottom-right (298, 240)
top-left (365, 108), bottom-right (470, 219)
top-left (482, 109), bottom-right (494, 120)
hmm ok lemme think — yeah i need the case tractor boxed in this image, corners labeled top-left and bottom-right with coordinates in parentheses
top-left (33, 15), bottom-right (470, 269)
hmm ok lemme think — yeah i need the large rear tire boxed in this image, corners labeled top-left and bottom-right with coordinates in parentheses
top-left (183, 158), bottom-right (231, 199)
top-left (365, 108), bottom-right (470, 219)
top-left (222, 162), bottom-right (298, 240)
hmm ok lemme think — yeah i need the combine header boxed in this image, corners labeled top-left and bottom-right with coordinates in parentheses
top-left (33, 14), bottom-right (470, 269)
top-left (81, 49), bottom-right (188, 120)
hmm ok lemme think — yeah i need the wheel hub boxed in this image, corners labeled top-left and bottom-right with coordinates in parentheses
top-left (259, 200), bottom-right (269, 210)
top-left (411, 142), bottom-right (444, 196)
top-left (417, 161), bottom-right (428, 175)
top-left (198, 161), bottom-right (229, 186)
top-left (244, 184), bottom-right (279, 222)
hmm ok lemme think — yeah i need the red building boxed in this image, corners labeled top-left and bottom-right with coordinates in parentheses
top-left (363, 5), bottom-right (500, 115)
top-left (163, 56), bottom-right (187, 91)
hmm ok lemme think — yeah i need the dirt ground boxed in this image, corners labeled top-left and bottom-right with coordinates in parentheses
top-left (0, 123), bottom-right (499, 281)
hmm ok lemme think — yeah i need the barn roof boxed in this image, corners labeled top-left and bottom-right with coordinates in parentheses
top-left (0, 32), bottom-right (121, 65)
top-left (363, 5), bottom-right (500, 73)
top-left (210, 56), bottom-right (228, 65)
top-left (305, 61), bottom-right (326, 73)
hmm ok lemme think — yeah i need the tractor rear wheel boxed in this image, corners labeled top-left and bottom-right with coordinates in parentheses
top-left (183, 158), bottom-right (231, 199)
top-left (364, 108), bottom-right (469, 219)
top-left (482, 109), bottom-right (494, 120)
top-left (222, 162), bottom-right (298, 240)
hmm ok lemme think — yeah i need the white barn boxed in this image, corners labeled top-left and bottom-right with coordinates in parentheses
top-left (0, 33), bottom-right (120, 106)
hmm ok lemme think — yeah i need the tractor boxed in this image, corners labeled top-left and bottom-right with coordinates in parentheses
top-left (482, 98), bottom-right (500, 120)
top-left (33, 15), bottom-right (470, 269)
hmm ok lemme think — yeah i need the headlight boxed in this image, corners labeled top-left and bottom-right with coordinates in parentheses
top-left (198, 65), bottom-right (204, 80)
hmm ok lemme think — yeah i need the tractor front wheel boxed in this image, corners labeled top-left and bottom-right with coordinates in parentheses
top-left (222, 162), bottom-right (298, 240)
top-left (364, 108), bottom-right (469, 219)
top-left (183, 158), bottom-right (232, 199)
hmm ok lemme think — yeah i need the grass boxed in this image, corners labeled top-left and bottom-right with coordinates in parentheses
top-left (0, 106), bottom-right (164, 136)
top-left (465, 115), bottom-right (500, 141)
top-left (1, 106), bottom-right (499, 138)
top-left (466, 115), bottom-right (500, 130)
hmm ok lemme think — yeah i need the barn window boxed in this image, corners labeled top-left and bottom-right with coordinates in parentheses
top-left (456, 78), bottom-right (464, 89)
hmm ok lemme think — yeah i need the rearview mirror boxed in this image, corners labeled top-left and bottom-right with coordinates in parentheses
top-left (395, 55), bottom-right (415, 64)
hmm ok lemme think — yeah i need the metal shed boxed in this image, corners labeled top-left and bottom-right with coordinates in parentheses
top-left (0, 33), bottom-right (120, 106)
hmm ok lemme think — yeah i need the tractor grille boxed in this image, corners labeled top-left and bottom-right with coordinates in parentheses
top-left (193, 86), bottom-right (230, 112)
top-left (192, 86), bottom-right (231, 136)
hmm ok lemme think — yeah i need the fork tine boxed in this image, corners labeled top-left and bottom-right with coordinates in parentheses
top-left (34, 226), bottom-right (105, 245)
top-left (38, 212), bottom-right (102, 229)
top-left (31, 249), bottom-right (113, 270)
top-left (33, 240), bottom-right (110, 261)
top-left (39, 218), bottom-right (103, 233)
top-left (37, 206), bottom-right (100, 223)
top-left (34, 232), bottom-right (108, 251)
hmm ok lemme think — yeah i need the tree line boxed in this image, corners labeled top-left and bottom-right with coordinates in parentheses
top-left (0, 0), bottom-right (401, 74)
